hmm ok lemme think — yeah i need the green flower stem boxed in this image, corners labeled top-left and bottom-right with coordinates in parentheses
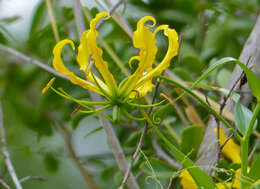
top-left (241, 101), bottom-right (260, 189)
top-left (159, 76), bottom-right (242, 142)
top-left (127, 99), bottom-right (166, 108)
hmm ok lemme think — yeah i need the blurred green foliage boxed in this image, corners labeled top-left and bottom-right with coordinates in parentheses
top-left (0, 0), bottom-right (260, 188)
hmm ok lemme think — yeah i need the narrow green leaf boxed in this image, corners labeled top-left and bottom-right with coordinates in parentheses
top-left (124, 131), bottom-right (142, 147)
top-left (152, 125), bottom-right (216, 188)
top-left (234, 101), bottom-right (246, 135)
top-left (180, 125), bottom-right (203, 160)
top-left (248, 155), bottom-right (260, 181)
top-left (71, 113), bottom-right (87, 130)
top-left (84, 126), bottom-right (103, 139)
top-left (141, 158), bottom-right (176, 179)
top-left (29, 0), bottom-right (47, 36)
top-left (189, 57), bottom-right (260, 101)
top-left (234, 101), bottom-right (257, 135)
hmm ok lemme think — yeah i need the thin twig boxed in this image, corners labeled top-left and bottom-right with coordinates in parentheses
top-left (45, 0), bottom-right (60, 42)
top-left (0, 178), bottom-right (10, 189)
top-left (120, 79), bottom-right (161, 188)
top-left (96, 0), bottom-right (124, 29)
top-left (220, 134), bottom-right (234, 150)
top-left (94, 0), bottom-right (133, 38)
top-left (215, 58), bottom-right (250, 168)
top-left (19, 176), bottom-right (46, 183)
top-left (152, 140), bottom-right (180, 169)
top-left (56, 123), bottom-right (98, 189)
top-left (0, 102), bottom-right (23, 189)
top-left (0, 44), bottom-right (68, 80)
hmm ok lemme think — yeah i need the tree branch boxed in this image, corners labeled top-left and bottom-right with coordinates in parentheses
top-left (0, 102), bottom-right (23, 189)
top-left (152, 140), bottom-right (180, 169)
top-left (0, 178), bottom-right (10, 189)
top-left (19, 176), bottom-right (46, 183)
top-left (197, 15), bottom-right (260, 174)
top-left (57, 123), bottom-right (98, 189)
top-left (0, 44), bottom-right (68, 80)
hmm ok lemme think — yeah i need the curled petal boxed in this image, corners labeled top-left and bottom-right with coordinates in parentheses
top-left (52, 39), bottom-right (103, 95)
top-left (77, 30), bottom-right (92, 72)
top-left (136, 27), bottom-right (179, 88)
top-left (77, 32), bottom-right (110, 94)
top-left (129, 79), bottom-right (154, 98)
top-left (128, 56), bottom-right (140, 69)
top-left (119, 16), bottom-right (158, 98)
top-left (80, 12), bottom-right (117, 95)
top-left (53, 39), bottom-right (75, 75)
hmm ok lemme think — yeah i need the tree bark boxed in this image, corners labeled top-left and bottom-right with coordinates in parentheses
top-left (196, 15), bottom-right (260, 174)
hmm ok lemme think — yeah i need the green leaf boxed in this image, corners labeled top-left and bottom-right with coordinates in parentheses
top-left (29, 0), bottom-right (47, 36)
top-left (141, 158), bottom-right (176, 179)
top-left (235, 62), bottom-right (260, 101)
top-left (180, 55), bottom-right (204, 74)
top-left (151, 125), bottom-right (216, 188)
top-left (0, 16), bottom-right (20, 24)
top-left (248, 155), bottom-right (260, 181)
top-left (173, 67), bottom-right (194, 81)
top-left (234, 101), bottom-right (257, 135)
top-left (180, 125), bottom-right (203, 160)
top-left (0, 31), bottom-right (7, 44)
top-left (84, 126), bottom-right (103, 139)
top-left (216, 69), bottom-right (232, 88)
top-left (71, 113), bottom-right (87, 130)
top-left (124, 131), bottom-right (142, 147)
top-left (101, 167), bottom-right (115, 181)
top-left (188, 57), bottom-right (260, 101)
top-left (44, 153), bottom-right (59, 173)
top-left (158, 10), bottom-right (194, 23)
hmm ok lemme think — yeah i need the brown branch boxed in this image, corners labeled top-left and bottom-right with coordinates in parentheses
top-left (19, 176), bottom-right (46, 183)
top-left (0, 178), bottom-right (10, 189)
top-left (0, 102), bottom-right (23, 189)
top-left (57, 124), bottom-right (98, 189)
top-left (152, 140), bottom-right (180, 169)
top-left (0, 44), bottom-right (68, 80)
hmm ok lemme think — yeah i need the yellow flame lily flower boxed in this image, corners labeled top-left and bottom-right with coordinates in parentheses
top-left (49, 12), bottom-right (178, 105)
top-left (214, 128), bottom-right (241, 164)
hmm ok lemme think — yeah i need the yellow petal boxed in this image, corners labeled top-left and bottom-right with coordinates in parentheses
top-left (119, 16), bottom-right (158, 98)
top-left (42, 77), bottom-right (56, 94)
top-left (129, 78), bottom-right (154, 98)
top-left (179, 170), bottom-right (197, 189)
top-left (52, 39), bottom-right (103, 95)
top-left (137, 27), bottom-right (179, 87)
top-left (214, 128), bottom-right (241, 163)
top-left (77, 30), bottom-right (92, 72)
top-left (53, 39), bottom-right (75, 76)
top-left (79, 12), bottom-right (117, 95)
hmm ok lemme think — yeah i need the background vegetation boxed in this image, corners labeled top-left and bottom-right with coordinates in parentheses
top-left (0, 0), bottom-right (260, 188)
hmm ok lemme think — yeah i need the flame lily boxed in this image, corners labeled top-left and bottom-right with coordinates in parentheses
top-left (43, 12), bottom-right (178, 118)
